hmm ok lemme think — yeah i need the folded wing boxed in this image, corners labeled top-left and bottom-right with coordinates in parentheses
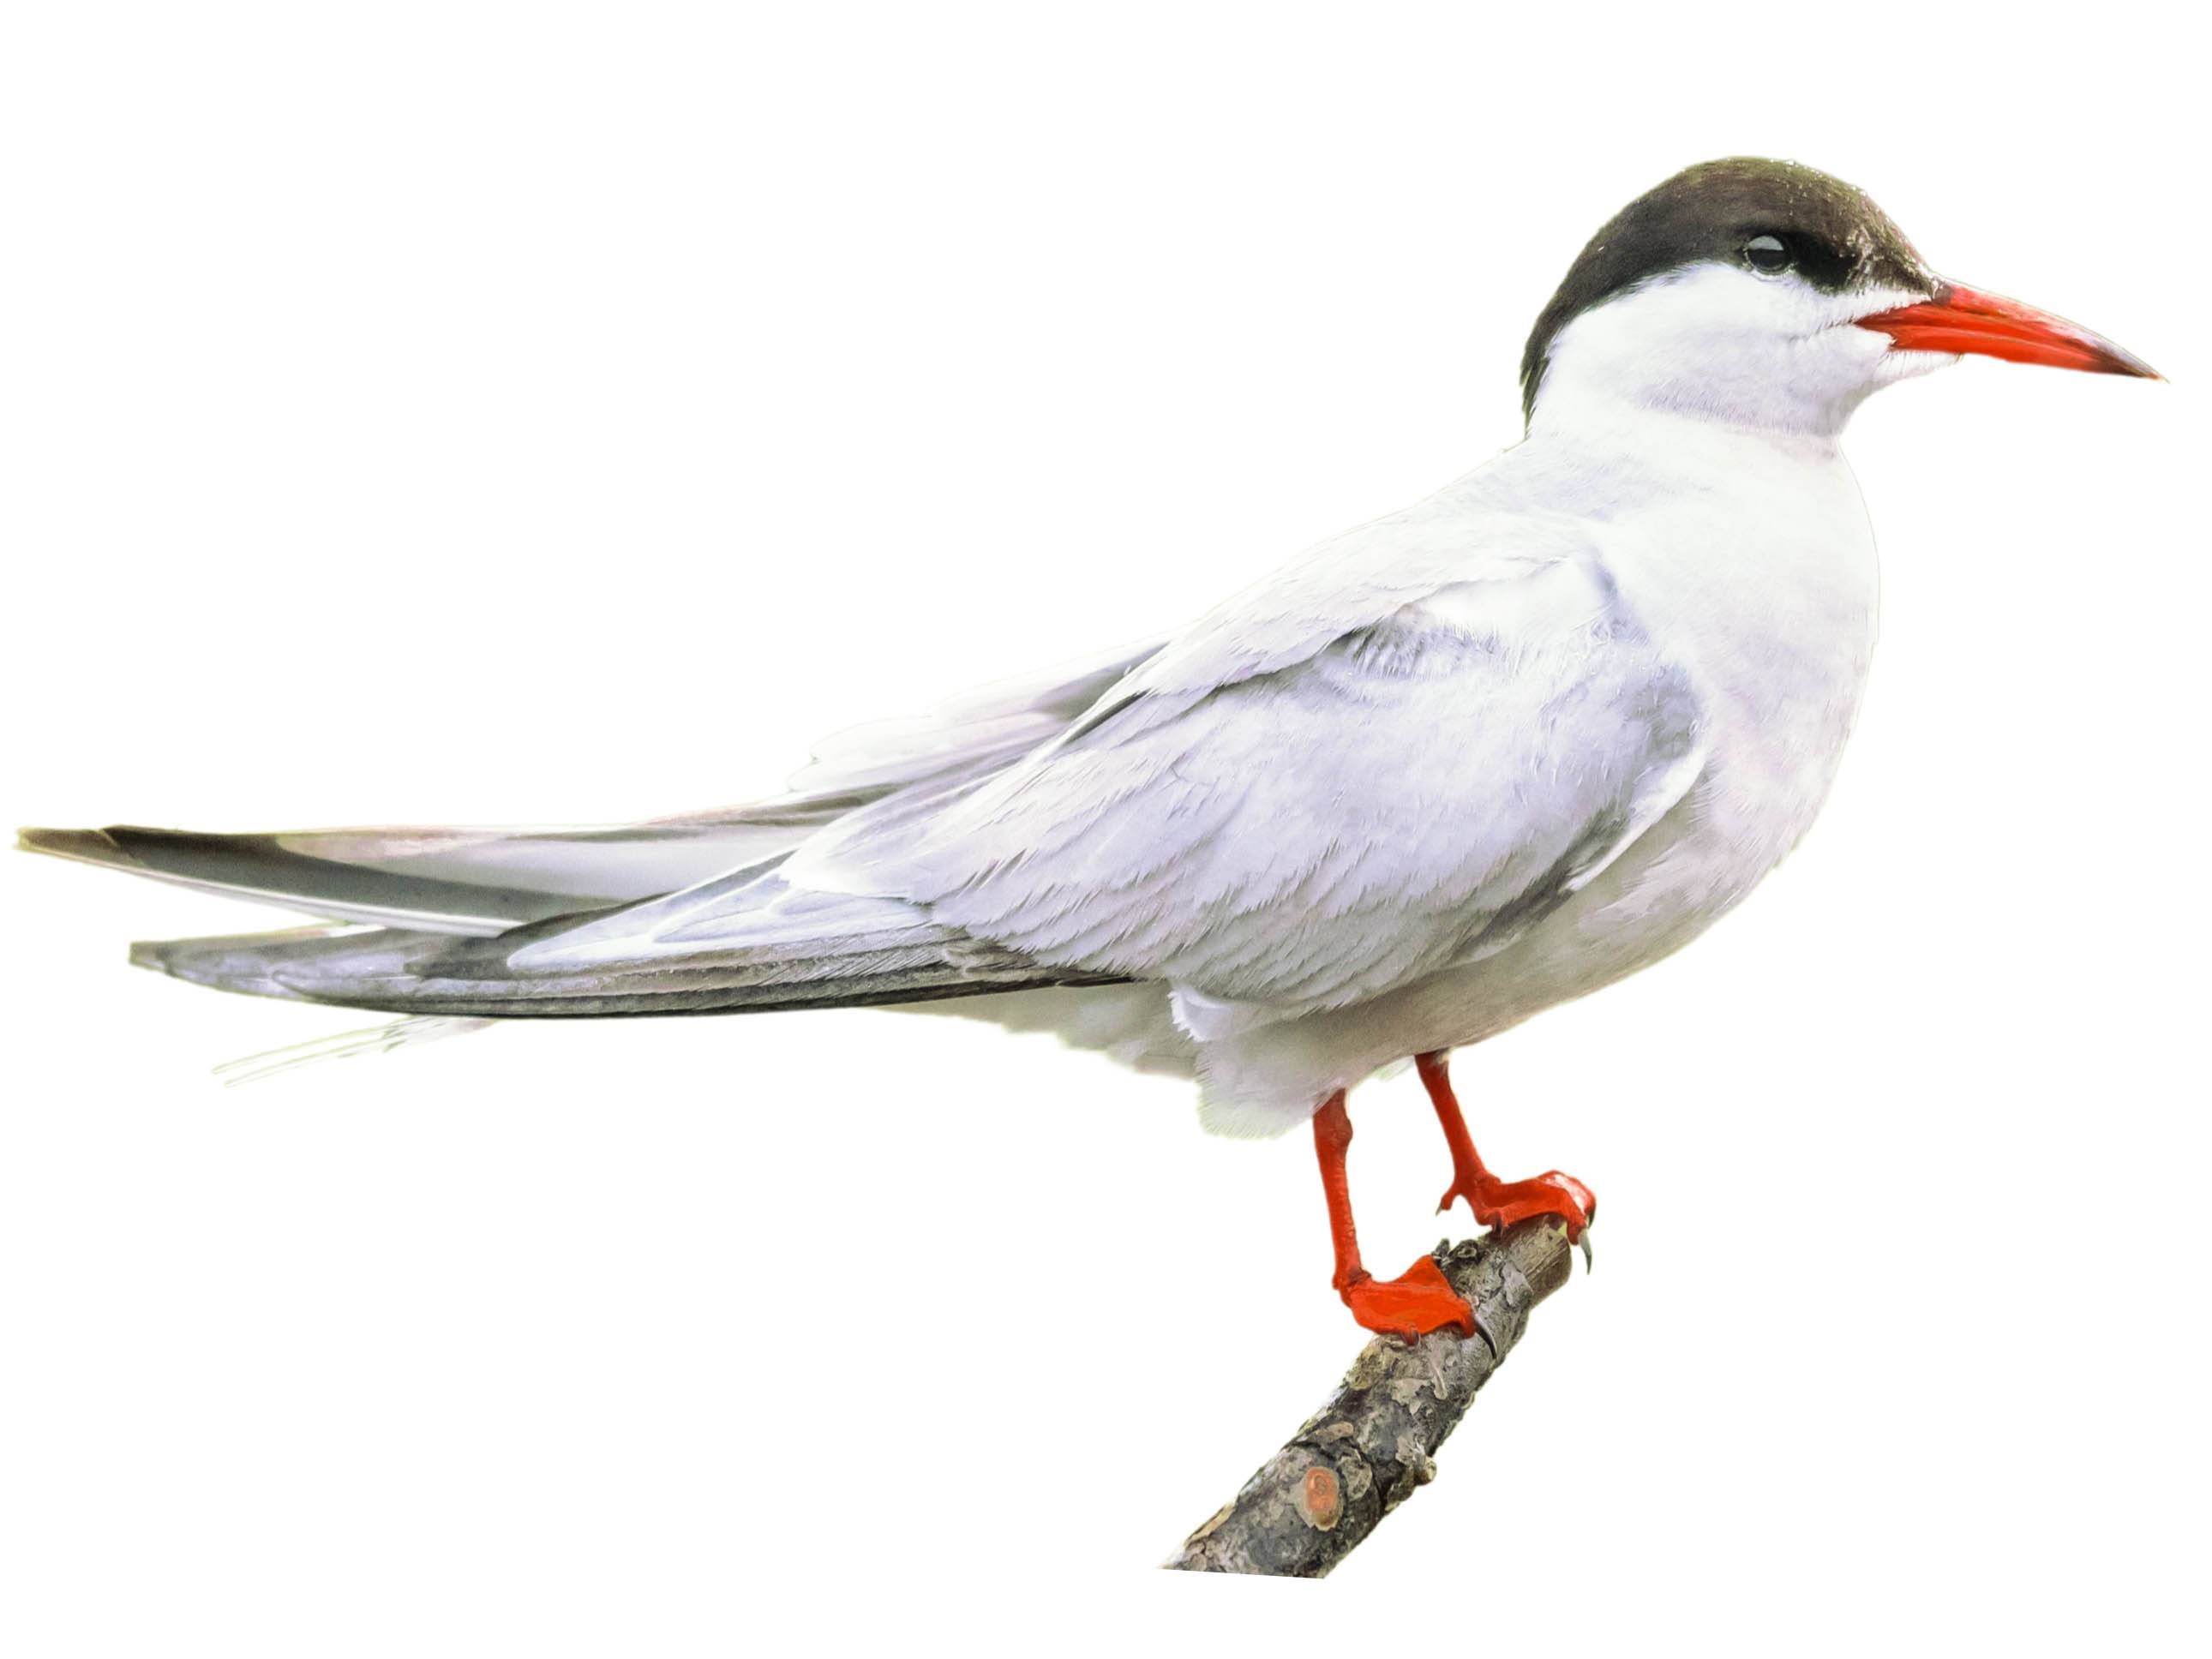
top-left (39, 510), bottom-right (1706, 1033)
top-left (508, 536), bottom-right (1707, 1027)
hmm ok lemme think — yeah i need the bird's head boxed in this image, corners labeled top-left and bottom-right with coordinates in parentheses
top-left (1520, 157), bottom-right (2158, 440)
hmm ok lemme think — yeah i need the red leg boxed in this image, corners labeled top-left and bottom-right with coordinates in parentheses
top-left (1416, 1051), bottom-right (1595, 1237)
top-left (1312, 1091), bottom-right (1474, 1342)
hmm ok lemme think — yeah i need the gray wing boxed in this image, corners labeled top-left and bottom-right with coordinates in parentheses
top-left (515, 542), bottom-right (1707, 1024)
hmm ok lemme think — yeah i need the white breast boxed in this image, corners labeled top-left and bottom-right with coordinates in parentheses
top-left (1449, 422), bottom-right (1882, 1029)
top-left (1181, 418), bottom-right (1884, 1132)
top-left (1606, 427), bottom-right (1880, 888)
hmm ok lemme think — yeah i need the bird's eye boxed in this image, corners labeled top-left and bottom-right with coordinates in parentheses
top-left (1742, 235), bottom-right (1793, 274)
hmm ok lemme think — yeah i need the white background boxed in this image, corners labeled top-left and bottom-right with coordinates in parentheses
top-left (3, 4), bottom-right (2203, 1654)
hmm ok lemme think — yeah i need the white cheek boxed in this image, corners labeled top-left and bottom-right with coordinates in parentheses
top-left (1534, 267), bottom-right (1945, 435)
top-left (1572, 264), bottom-right (1829, 361)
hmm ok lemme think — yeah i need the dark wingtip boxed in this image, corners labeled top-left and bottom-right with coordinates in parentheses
top-left (16, 826), bottom-right (134, 865)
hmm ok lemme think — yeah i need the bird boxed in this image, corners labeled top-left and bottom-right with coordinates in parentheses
top-left (21, 157), bottom-right (2161, 1343)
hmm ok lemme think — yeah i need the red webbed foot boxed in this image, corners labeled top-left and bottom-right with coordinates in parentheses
top-left (1335, 1255), bottom-right (1476, 1343)
top-left (1438, 1168), bottom-right (1597, 1237)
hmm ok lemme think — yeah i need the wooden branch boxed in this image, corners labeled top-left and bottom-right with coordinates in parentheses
top-left (1166, 1217), bottom-right (1579, 1576)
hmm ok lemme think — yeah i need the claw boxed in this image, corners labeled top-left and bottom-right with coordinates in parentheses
top-left (1579, 1228), bottom-right (1595, 1274)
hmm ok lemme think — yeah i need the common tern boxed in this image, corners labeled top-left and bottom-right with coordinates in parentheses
top-left (22, 158), bottom-right (2161, 1341)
